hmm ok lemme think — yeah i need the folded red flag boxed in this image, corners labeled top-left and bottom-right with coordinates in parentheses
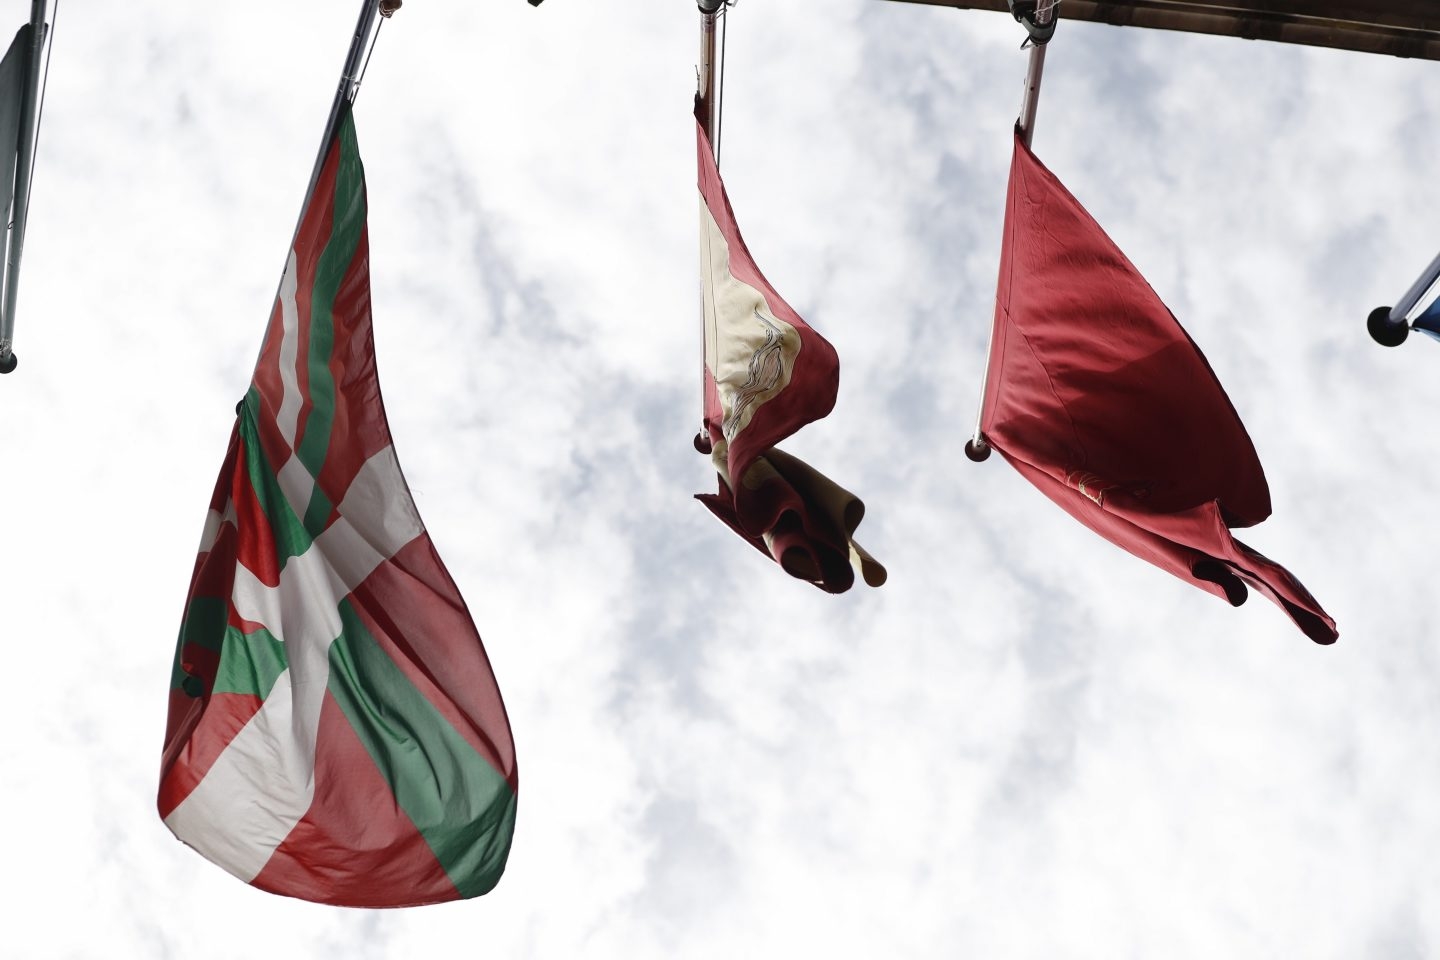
top-left (979, 134), bottom-right (1336, 644)
top-left (694, 104), bottom-right (883, 592)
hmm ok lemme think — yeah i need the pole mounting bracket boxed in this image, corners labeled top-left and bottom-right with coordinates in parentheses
top-left (1007, 0), bottom-right (1057, 44)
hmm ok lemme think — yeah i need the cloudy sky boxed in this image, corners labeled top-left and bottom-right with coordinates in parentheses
top-left (4, 0), bottom-right (1440, 956)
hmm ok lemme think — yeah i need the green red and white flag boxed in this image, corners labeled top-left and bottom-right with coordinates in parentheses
top-left (693, 103), bottom-right (884, 593)
top-left (159, 104), bottom-right (517, 907)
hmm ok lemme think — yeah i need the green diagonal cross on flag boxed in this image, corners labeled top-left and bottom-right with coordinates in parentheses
top-left (159, 105), bottom-right (518, 907)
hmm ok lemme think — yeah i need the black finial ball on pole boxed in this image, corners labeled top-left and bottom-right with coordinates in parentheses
top-left (0, 351), bottom-right (16, 374)
top-left (964, 439), bottom-right (991, 462)
top-left (1367, 306), bottom-right (1410, 347)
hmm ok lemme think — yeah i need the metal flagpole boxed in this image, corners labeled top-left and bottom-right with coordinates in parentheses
top-left (1015, 0), bottom-right (1059, 148)
top-left (698, 0), bottom-right (724, 149)
top-left (1367, 247), bottom-right (1440, 347)
top-left (694, 0), bottom-right (725, 454)
top-left (966, 0), bottom-right (1060, 461)
top-left (0, 0), bottom-right (52, 375)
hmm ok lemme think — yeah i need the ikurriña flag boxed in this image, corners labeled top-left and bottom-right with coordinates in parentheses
top-left (159, 104), bottom-right (518, 906)
top-left (694, 103), bottom-right (884, 593)
top-left (979, 133), bottom-right (1337, 644)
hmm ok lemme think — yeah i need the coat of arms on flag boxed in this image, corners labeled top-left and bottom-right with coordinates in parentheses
top-left (693, 102), bottom-right (885, 594)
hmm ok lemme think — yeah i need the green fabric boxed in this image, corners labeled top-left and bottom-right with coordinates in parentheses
top-left (328, 598), bottom-right (517, 898)
top-left (212, 625), bottom-right (288, 699)
top-left (239, 388), bottom-right (316, 564)
top-left (296, 108), bottom-right (367, 519)
top-left (170, 595), bottom-right (227, 694)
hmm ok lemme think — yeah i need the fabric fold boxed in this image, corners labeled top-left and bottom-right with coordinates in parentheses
top-left (694, 102), bottom-right (883, 592)
top-left (980, 134), bottom-right (1335, 644)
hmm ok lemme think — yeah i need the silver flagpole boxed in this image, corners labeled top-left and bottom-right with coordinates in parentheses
top-left (1015, 0), bottom-right (1059, 148)
top-left (698, 0), bottom-right (723, 150)
top-left (966, 0), bottom-right (1060, 461)
top-left (1367, 247), bottom-right (1440, 347)
top-left (694, 0), bottom-right (724, 453)
top-left (0, 0), bottom-right (52, 375)
top-left (1391, 252), bottom-right (1440, 321)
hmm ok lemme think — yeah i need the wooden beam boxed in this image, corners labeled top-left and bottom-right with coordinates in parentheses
top-left (881, 0), bottom-right (1440, 62)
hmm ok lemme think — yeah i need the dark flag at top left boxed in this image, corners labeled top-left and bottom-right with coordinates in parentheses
top-left (0, 1), bottom-right (55, 376)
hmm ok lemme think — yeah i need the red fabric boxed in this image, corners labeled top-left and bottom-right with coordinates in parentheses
top-left (157, 693), bottom-right (263, 820)
top-left (347, 536), bottom-right (518, 791)
top-left (695, 105), bottom-right (884, 592)
top-left (981, 135), bottom-right (1336, 644)
top-left (250, 692), bottom-right (459, 908)
top-left (248, 136), bottom-right (388, 515)
top-left (695, 112), bottom-right (839, 485)
top-left (697, 464), bottom-right (857, 595)
top-left (158, 431), bottom-right (242, 796)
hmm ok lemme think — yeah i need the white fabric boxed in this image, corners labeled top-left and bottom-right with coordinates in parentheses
top-left (274, 252), bottom-right (303, 446)
top-left (164, 443), bottom-right (424, 882)
top-left (698, 195), bottom-right (802, 459)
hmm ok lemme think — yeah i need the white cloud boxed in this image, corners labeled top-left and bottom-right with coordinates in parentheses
top-left (4, 0), bottom-right (1440, 956)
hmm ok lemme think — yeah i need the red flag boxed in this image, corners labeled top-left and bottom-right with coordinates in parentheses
top-left (979, 134), bottom-right (1336, 644)
top-left (694, 105), bottom-right (883, 592)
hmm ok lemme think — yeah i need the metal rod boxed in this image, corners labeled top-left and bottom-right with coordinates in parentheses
top-left (969, 0), bottom-right (1059, 459)
top-left (1390, 247), bottom-right (1440, 322)
top-left (698, 0), bottom-right (723, 148)
top-left (0, 0), bottom-right (51, 365)
top-left (694, 0), bottom-right (726, 453)
top-left (1015, 45), bottom-right (1048, 148)
top-left (1015, 0), bottom-right (1058, 147)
